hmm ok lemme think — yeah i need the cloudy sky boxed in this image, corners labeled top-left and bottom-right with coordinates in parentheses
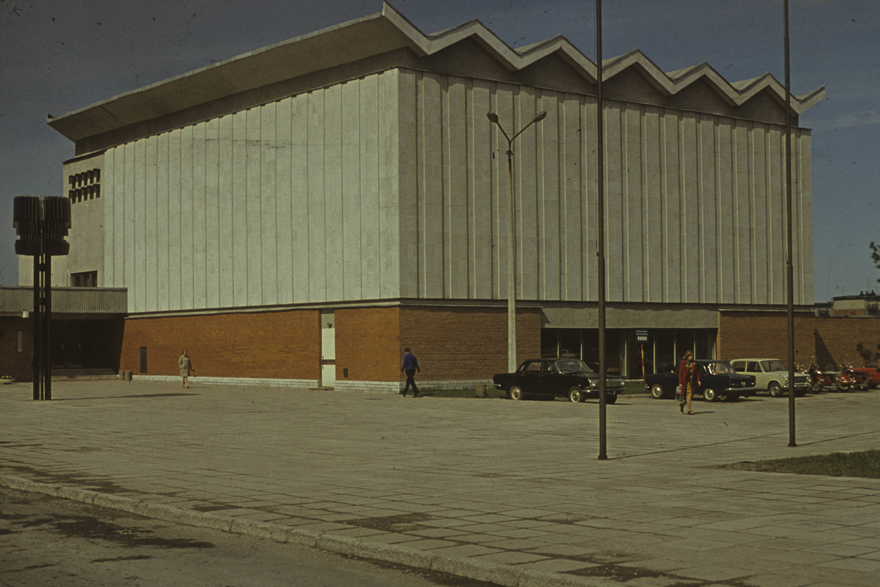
top-left (1, 0), bottom-right (877, 302)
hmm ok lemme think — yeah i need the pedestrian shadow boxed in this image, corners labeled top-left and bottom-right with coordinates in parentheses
top-left (51, 393), bottom-right (199, 401)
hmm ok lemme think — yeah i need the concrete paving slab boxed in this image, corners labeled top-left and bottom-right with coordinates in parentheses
top-left (3, 380), bottom-right (880, 586)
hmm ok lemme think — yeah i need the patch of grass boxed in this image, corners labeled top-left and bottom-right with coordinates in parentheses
top-left (721, 449), bottom-right (880, 479)
top-left (623, 380), bottom-right (648, 395)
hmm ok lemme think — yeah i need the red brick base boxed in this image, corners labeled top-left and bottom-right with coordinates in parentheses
top-left (718, 311), bottom-right (816, 366)
top-left (112, 306), bottom-right (880, 387)
top-left (719, 311), bottom-right (880, 369)
top-left (121, 310), bottom-right (321, 380)
top-left (397, 306), bottom-right (541, 381)
top-left (120, 305), bottom-right (542, 386)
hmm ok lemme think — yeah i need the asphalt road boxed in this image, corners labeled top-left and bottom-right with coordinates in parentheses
top-left (0, 487), bottom-right (499, 587)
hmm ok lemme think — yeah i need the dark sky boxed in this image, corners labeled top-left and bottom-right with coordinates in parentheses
top-left (1, 0), bottom-right (877, 301)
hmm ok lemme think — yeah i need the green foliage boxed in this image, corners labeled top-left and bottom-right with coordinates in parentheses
top-left (872, 241), bottom-right (880, 279)
top-left (857, 342), bottom-right (880, 363)
top-left (855, 243), bottom-right (880, 364)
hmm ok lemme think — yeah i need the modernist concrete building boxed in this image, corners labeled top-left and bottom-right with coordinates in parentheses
top-left (29, 3), bottom-right (826, 390)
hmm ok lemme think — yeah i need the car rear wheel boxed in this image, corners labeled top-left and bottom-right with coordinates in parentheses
top-left (650, 384), bottom-right (664, 399)
top-left (568, 387), bottom-right (584, 403)
top-left (508, 385), bottom-right (524, 401)
top-left (703, 388), bottom-right (719, 402)
top-left (769, 382), bottom-right (784, 397)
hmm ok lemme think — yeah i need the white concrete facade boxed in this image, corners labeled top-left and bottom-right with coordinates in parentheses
top-left (401, 69), bottom-right (813, 307)
top-left (79, 66), bottom-right (813, 315)
top-left (99, 71), bottom-right (402, 313)
top-left (37, 3), bottom-right (823, 326)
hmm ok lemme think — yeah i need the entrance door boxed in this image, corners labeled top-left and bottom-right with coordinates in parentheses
top-left (320, 311), bottom-right (335, 388)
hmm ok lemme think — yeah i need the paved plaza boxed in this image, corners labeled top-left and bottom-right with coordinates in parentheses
top-left (2, 380), bottom-right (880, 587)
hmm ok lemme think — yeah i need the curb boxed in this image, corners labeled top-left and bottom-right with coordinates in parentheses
top-left (0, 474), bottom-right (615, 587)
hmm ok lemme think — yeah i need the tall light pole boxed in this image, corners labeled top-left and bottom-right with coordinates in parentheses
top-left (596, 0), bottom-right (608, 461)
top-left (487, 110), bottom-right (547, 372)
top-left (784, 0), bottom-right (797, 447)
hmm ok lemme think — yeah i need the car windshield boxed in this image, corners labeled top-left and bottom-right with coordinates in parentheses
top-left (761, 360), bottom-right (786, 372)
top-left (554, 359), bottom-right (592, 374)
top-left (704, 361), bottom-right (734, 375)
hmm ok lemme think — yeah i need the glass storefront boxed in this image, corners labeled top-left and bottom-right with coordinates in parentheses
top-left (541, 328), bottom-right (716, 379)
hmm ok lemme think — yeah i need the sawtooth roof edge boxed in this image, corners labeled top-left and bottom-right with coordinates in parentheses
top-left (48, 0), bottom-right (825, 143)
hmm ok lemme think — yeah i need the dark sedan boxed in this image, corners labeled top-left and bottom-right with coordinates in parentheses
top-left (645, 359), bottom-right (756, 402)
top-left (493, 358), bottom-right (625, 403)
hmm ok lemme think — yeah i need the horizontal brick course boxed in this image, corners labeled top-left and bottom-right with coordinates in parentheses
top-left (720, 312), bottom-right (880, 370)
top-left (121, 310), bottom-right (320, 380)
top-left (334, 306), bottom-right (541, 385)
top-left (335, 307), bottom-right (400, 382)
top-left (398, 306), bottom-right (541, 381)
top-left (718, 312), bottom-right (816, 366)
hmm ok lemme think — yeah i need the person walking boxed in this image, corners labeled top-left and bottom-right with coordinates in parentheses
top-left (179, 350), bottom-right (195, 389)
top-left (400, 347), bottom-right (421, 397)
top-left (678, 350), bottom-right (699, 415)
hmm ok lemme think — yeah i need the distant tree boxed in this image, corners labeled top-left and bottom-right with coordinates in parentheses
top-left (853, 243), bottom-right (880, 366)
top-left (872, 242), bottom-right (880, 281)
top-left (857, 342), bottom-right (880, 364)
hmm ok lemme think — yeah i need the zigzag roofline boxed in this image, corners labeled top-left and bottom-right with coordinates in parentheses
top-left (382, 2), bottom-right (823, 115)
top-left (49, 1), bottom-right (824, 144)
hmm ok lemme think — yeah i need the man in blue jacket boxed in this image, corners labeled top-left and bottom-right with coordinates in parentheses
top-left (400, 347), bottom-right (421, 397)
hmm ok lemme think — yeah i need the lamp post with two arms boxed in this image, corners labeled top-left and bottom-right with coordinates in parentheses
top-left (487, 110), bottom-right (547, 373)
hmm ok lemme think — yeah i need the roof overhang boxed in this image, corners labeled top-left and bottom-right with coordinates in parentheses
top-left (49, 1), bottom-right (825, 145)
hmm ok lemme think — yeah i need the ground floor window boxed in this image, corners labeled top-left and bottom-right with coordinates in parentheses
top-left (541, 328), bottom-right (716, 379)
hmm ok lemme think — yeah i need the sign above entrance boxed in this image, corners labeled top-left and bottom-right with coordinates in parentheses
top-left (635, 329), bottom-right (649, 342)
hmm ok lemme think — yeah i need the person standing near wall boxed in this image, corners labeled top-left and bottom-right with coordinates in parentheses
top-left (678, 350), bottom-right (699, 415)
top-left (400, 347), bottom-right (421, 398)
top-left (179, 350), bottom-right (195, 389)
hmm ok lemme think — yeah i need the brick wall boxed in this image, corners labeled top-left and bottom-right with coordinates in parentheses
top-left (719, 312), bottom-right (880, 370)
top-left (718, 312), bottom-right (816, 366)
top-left (0, 318), bottom-right (32, 382)
top-left (120, 310), bottom-right (321, 380)
top-left (398, 306), bottom-right (542, 380)
top-left (335, 307), bottom-right (400, 382)
top-left (813, 317), bottom-right (880, 369)
top-left (118, 305), bottom-right (542, 386)
top-left (331, 305), bottom-right (542, 385)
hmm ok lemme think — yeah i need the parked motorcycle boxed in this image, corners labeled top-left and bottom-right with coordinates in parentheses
top-left (807, 363), bottom-right (823, 392)
top-left (807, 363), bottom-right (849, 392)
top-left (834, 365), bottom-right (855, 392)
top-left (842, 363), bottom-right (869, 391)
top-left (797, 363), bottom-right (820, 393)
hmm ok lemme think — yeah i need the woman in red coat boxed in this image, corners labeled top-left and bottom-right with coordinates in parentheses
top-left (678, 350), bottom-right (700, 415)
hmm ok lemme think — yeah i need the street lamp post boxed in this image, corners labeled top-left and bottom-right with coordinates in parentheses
top-left (13, 195), bottom-right (71, 401)
top-left (487, 110), bottom-right (547, 372)
top-left (784, 0), bottom-right (797, 447)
